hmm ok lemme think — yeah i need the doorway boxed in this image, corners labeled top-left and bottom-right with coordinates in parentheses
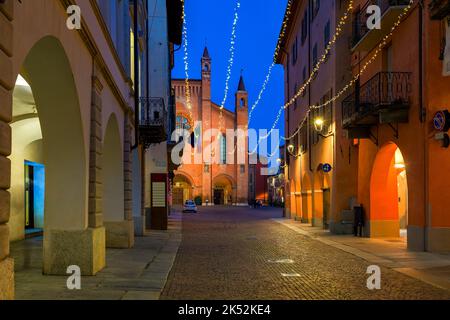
top-left (24, 161), bottom-right (45, 237)
top-left (370, 143), bottom-right (408, 238)
top-left (214, 189), bottom-right (224, 205)
top-left (323, 188), bottom-right (331, 229)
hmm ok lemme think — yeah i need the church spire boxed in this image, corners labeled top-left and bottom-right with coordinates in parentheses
top-left (202, 46), bottom-right (210, 59)
top-left (237, 72), bottom-right (246, 92)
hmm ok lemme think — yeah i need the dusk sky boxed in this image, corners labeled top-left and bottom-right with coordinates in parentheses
top-left (172, 0), bottom-right (288, 149)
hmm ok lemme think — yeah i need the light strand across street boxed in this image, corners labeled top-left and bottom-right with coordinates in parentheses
top-left (181, 0), bottom-right (193, 122)
top-left (248, 0), bottom-right (294, 125)
top-left (248, 0), bottom-right (354, 154)
top-left (281, 0), bottom-right (414, 143)
top-left (217, 0), bottom-right (241, 155)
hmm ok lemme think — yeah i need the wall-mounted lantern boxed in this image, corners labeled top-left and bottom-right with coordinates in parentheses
top-left (314, 117), bottom-right (324, 132)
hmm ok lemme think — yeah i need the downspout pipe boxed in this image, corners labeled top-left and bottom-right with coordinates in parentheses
top-left (418, 0), bottom-right (428, 251)
top-left (132, 0), bottom-right (140, 150)
top-left (308, 0), bottom-right (313, 172)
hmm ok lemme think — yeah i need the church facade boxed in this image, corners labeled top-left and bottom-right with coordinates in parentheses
top-left (171, 48), bottom-right (249, 206)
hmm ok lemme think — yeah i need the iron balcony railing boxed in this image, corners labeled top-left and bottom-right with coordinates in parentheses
top-left (353, 0), bottom-right (411, 47)
top-left (429, 0), bottom-right (450, 19)
top-left (342, 71), bottom-right (412, 127)
top-left (139, 97), bottom-right (167, 147)
top-left (139, 97), bottom-right (166, 127)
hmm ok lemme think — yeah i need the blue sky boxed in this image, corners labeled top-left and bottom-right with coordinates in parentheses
top-left (172, 0), bottom-right (288, 148)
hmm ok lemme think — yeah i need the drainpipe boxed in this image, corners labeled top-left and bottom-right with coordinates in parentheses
top-left (132, 0), bottom-right (140, 150)
top-left (281, 47), bottom-right (290, 218)
top-left (308, 0), bottom-right (313, 172)
top-left (281, 46), bottom-right (290, 166)
top-left (418, 0), bottom-right (428, 251)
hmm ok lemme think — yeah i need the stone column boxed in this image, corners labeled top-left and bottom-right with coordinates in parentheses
top-left (103, 110), bottom-right (135, 248)
top-left (0, 0), bottom-right (14, 300)
top-left (123, 114), bottom-right (135, 244)
top-left (89, 69), bottom-right (104, 228)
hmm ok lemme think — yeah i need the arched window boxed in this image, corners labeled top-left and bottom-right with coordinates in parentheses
top-left (220, 134), bottom-right (227, 164)
top-left (176, 115), bottom-right (192, 142)
top-left (240, 98), bottom-right (246, 107)
top-left (176, 115), bottom-right (192, 132)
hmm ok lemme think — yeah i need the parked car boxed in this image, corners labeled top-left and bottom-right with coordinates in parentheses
top-left (182, 200), bottom-right (198, 213)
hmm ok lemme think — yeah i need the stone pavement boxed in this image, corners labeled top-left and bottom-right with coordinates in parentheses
top-left (10, 212), bottom-right (182, 300)
top-left (161, 206), bottom-right (450, 300)
top-left (274, 218), bottom-right (450, 292)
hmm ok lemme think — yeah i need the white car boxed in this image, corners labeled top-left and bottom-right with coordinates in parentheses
top-left (182, 200), bottom-right (198, 213)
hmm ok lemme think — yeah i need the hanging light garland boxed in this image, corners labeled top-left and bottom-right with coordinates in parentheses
top-left (252, 0), bottom-right (415, 155)
top-left (248, 0), bottom-right (294, 125)
top-left (181, 0), bottom-right (193, 122)
top-left (220, 0), bottom-right (241, 111)
top-left (215, 0), bottom-right (241, 159)
top-left (248, 0), bottom-right (354, 154)
top-left (281, 0), bottom-right (414, 142)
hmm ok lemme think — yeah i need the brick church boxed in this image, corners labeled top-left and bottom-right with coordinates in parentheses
top-left (172, 47), bottom-right (249, 206)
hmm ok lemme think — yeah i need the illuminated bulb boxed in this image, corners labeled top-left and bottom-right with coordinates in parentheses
top-left (394, 163), bottom-right (406, 169)
top-left (287, 144), bottom-right (294, 154)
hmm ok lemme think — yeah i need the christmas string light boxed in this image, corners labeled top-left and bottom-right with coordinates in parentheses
top-left (181, 0), bottom-right (193, 122)
top-left (220, 0), bottom-right (241, 111)
top-left (281, 0), bottom-right (414, 142)
top-left (248, 0), bottom-right (294, 125)
top-left (249, 0), bottom-right (354, 152)
top-left (216, 0), bottom-right (242, 157)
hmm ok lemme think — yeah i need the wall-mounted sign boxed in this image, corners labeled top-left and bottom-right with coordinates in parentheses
top-left (433, 110), bottom-right (450, 132)
top-left (322, 163), bottom-right (332, 173)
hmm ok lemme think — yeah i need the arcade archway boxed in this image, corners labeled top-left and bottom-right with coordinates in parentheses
top-left (370, 143), bottom-right (408, 238)
top-left (213, 174), bottom-right (235, 205)
top-left (173, 174), bottom-right (194, 205)
top-left (10, 36), bottom-right (89, 274)
top-left (313, 169), bottom-right (331, 228)
top-left (301, 173), bottom-right (312, 223)
top-left (103, 114), bottom-right (124, 223)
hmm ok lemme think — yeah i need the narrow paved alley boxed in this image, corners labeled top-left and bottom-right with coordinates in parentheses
top-left (161, 207), bottom-right (450, 300)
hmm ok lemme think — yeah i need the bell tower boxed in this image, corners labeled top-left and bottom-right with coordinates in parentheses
top-left (201, 46), bottom-right (212, 204)
top-left (235, 74), bottom-right (248, 112)
top-left (235, 73), bottom-right (248, 205)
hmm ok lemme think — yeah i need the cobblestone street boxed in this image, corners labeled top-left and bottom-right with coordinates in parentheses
top-left (161, 206), bottom-right (450, 300)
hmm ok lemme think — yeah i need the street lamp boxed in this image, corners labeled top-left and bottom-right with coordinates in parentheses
top-left (314, 117), bottom-right (324, 132)
top-left (287, 144), bottom-right (294, 154)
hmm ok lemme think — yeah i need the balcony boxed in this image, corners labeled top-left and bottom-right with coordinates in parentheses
top-left (139, 97), bottom-right (167, 148)
top-left (429, 0), bottom-right (450, 20)
top-left (342, 72), bottom-right (412, 138)
top-left (352, 0), bottom-right (410, 52)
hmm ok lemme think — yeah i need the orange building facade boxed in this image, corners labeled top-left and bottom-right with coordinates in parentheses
top-left (171, 48), bottom-right (249, 206)
top-left (279, 0), bottom-right (450, 252)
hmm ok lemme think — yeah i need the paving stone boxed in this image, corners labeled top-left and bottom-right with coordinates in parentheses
top-left (161, 207), bottom-right (450, 300)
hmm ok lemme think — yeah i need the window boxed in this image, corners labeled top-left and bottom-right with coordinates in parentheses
top-left (311, 108), bottom-right (320, 145)
top-left (324, 20), bottom-right (331, 61)
top-left (292, 37), bottom-right (298, 65)
top-left (240, 165), bottom-right (246, 174)
top-left (300, 123), bottom-right (308, 153)
top-left (294, 83), bottom-right (298, 108)
top-left (301, 11), bottom-right (308, 44)
top-left (321, 90), bottom-right (333, 134)
top-left (176, 115), bottom-right (192, 132)
top-left (301, 67), bottom-right (307, 97)
top-left (204, 165), bottom-right (210, 173)
top-left (220, 134), bottom-right (227, 164)
top-left (312, 43), bottom-right (318, 68)
top-left (312, 0), bottom-right (320, 20)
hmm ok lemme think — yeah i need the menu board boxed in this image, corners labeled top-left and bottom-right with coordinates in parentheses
top-left (152, 182), bottom-right (166, 208)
